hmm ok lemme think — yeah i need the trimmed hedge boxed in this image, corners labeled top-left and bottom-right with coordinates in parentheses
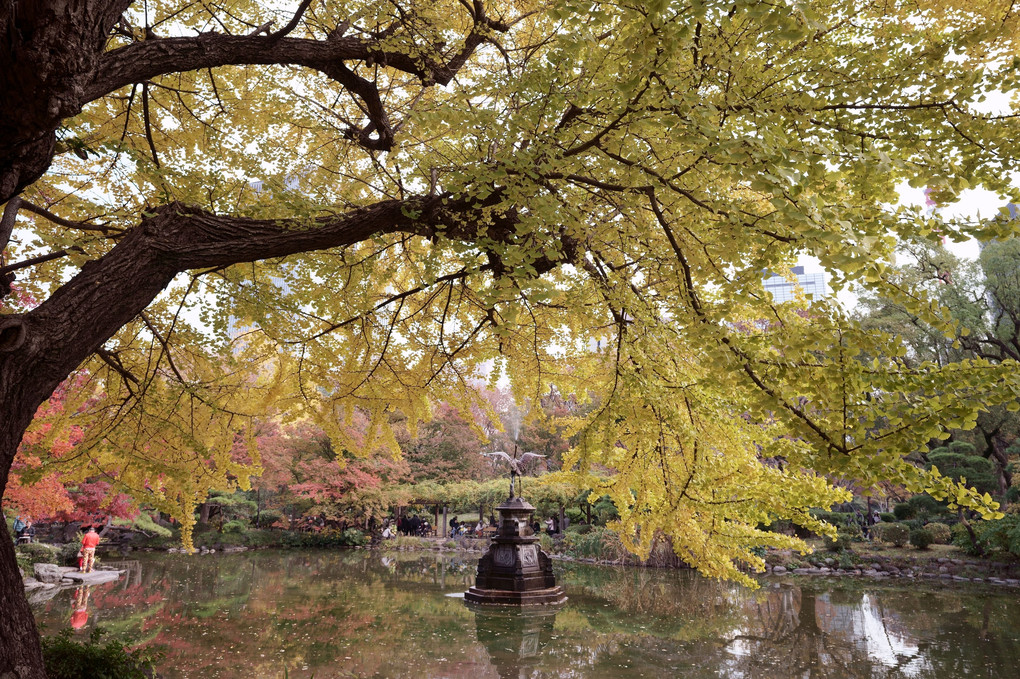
top-left (190, 526), bottom-right (368, 549)
top-left (825, 530), bottom-right (856, 552)
top-left (925, 522), bottom-right (951, 545)
top-left (874, 522), bottom-right (909, 547)
top-left (811, 510), bottom-right (855, 527)
top-left (892, 503), bottom-right (914, 520)
top-left (910, 527), bottom-right (934, 550)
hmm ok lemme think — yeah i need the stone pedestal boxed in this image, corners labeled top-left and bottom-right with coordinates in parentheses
top-left (464, 496), bottom-right (566, 606)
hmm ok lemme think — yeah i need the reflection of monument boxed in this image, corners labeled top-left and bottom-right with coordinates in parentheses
top-left (464, 495), bottom-right (566, 605)
top-left (473, 606), bottom-right (558, 679)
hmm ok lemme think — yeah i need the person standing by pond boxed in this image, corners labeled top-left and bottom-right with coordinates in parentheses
top-left (80, 525), bottom-right (100, 573)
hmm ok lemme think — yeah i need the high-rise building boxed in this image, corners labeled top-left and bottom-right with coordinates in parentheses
top-left (762, 266), bottom-right (827, 304)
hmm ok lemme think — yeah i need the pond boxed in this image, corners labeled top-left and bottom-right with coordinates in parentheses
top-left (28, 549), bottom-right (1020, 678)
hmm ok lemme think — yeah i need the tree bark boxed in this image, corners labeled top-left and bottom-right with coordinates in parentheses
top-left (198, 502), bottom-right (212, 526)
top-left (0, 471), bottom-right (46, 679)
top-left (0, 0), bottom-right (131, 203)
top-left (958, 509), bottom-right (985, 557)
top-left (989, 437), bottom-right (1013, 501)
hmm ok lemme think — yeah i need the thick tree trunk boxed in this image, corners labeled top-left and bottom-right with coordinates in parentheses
top-left (0, 395), bottom-right (46, 678)
top-left (198, 502), bottom-right (212, 525)
top-left (0, 0), bottom-right (131, 204)
top-left (989, 438), bottom-right (1013, 502)
top-left (0, 518), bottom-right (44, 679)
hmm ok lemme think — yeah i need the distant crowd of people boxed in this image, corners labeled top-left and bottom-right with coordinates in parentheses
top-left (380, 513), bottom-right (569, 539)
top-left (393, 516), bottom-right (433, 536)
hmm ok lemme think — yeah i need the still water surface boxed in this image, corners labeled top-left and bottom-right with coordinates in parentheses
top-left (28, 550), bottom-right (1020, 678)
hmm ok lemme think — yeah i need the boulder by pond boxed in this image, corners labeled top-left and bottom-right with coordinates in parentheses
top-left (33, 563), bottom-right (65, 584)
top-left (26, 563), bottom-right (124, 590)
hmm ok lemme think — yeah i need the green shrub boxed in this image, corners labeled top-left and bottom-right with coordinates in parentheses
top-left (590, 496), bottom-right (620, 524)
top-left (927, 445), bottom-right (998, 495)
top-left (811, 510), bottom-right (854, 527)
top-left (221, 520), bottom-right (248, 534)
top-left (925, 522), bottom-right (952, 544)
top-left (15, 542), bottom-right (59, 565)
top-left (340, 528), bottom-right (369, 546)
top-left (42, 628), bottom-right (160, 679)
top-left (825, 531), bottom-right (854, 552)
top-left (255, 509), bottom-right (285, 528)
top-left (538, 533), bottom-right (554, 552)
top-left (825, 520), bottom-right (862, 552)
top-left (561, 526), bottom-right (627, 561)
top-left (189, 526), bottom-right (368, 549)
top-left (874, 522), bottom-right (909, 547)
top-left (952, 514), bottom-right (1020, 557)
top-left (279, 528), bottom-right (368, 548)
top-left (387, 535), bottom-right (428, 550)
top-left (58, 540), bottom-right (84, 567)
top-left (910, 527), bottom-right (934, 550)
top-left (112, 512), bottom-right (172, 538)
top-left (908, 494), bottom-right (945, 516)
top-left (892, 503), bottom-right (915, 520)
top-left (879, 512), bottom-right (896, 523)
top-left (837, 551), bottom-right (860, 569)
top-left (951, 522), bottom-right (981, 555)
top-left (903, 518), bottom-right (927, 531)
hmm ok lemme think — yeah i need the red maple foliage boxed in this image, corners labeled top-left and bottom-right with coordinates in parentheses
top-left (3, 374), bottom-right (137, 523)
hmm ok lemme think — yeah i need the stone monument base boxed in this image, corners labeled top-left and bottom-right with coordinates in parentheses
top-left (464, 585), bottom-right (567, 606)
top-left (464, 495), bottom-right (566, 607)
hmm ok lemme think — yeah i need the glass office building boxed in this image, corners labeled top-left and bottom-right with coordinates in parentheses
top-left (763, 266), bottom-right (827, 304)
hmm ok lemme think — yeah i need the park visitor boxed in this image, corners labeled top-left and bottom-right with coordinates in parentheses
top-left (80, 525), bottom-right (100, 573)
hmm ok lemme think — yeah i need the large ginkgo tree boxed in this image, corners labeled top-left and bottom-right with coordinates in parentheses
top-left (2, 1), bottom-right (1019, 675)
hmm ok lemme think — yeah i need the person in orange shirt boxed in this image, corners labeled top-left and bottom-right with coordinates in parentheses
top-left (80, 526), bottom-right (100, 573)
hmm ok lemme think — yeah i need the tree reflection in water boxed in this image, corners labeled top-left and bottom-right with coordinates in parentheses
top-left (723, 582), bottom-right (1020, 679)
top-left (26, 551), bottom-right (1020, 678)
